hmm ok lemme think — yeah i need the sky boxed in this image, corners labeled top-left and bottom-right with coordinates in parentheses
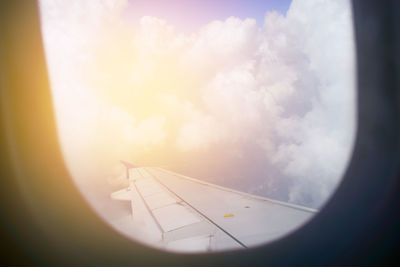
top-left (39, 0), bottom-right (356, 210)
top-left (126, 0), bottom-right (292, 32)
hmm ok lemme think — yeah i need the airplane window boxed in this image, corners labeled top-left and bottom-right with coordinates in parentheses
top-left (38, 0), bottom-right (356, 252)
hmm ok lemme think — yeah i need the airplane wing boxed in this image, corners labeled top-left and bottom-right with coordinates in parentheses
top-left (110, 167), bottom-right (316, 252)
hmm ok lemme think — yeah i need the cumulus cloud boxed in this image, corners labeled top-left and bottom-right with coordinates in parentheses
top-left (39, 0), bottom-right (355, 209)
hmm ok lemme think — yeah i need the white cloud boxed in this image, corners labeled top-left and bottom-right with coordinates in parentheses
top-left (177, 105), bottom-right (224, 151)
top-left (39, 0), bottom-right (356, 209)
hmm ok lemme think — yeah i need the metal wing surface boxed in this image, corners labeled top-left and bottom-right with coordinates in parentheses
top-left (110, 167), bottom-right (316, 252)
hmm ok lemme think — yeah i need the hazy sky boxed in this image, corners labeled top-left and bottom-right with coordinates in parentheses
top-left (39, 0), bottom-right (356, 209)
top-left (126, 0), bottom-right (292, 32)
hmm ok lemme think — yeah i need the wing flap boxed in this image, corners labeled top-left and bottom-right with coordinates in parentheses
top-left (110, 188), bottom-right (131, 201)
top-left (111, 167), bottom-right (242, 251)
top-left (163, 220), bottom-right (216, 243)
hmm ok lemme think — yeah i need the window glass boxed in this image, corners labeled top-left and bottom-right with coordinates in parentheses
top-left (39, 0), bottom-right (356, 252)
